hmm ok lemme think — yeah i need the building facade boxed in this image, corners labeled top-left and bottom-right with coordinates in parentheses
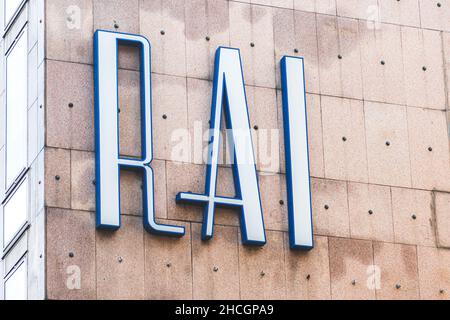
top-left (1, 0), bottom-right (450, 300)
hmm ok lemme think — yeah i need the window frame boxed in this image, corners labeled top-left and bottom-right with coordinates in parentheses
top-left (3, 254), bottom-right (27, 300)
top-left (3, 0), bottom-right (27, 33)
top-left (4, 24), bottom-right (29, 194)
top-left (1, 175), bottom-right (30, 254)
top-left (0, 1), bottom-right (30, 301)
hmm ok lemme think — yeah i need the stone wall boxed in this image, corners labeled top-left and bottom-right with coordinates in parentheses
top-left (45, 0), bottom-right (450, 300)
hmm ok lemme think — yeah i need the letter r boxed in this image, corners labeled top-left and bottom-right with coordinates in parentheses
top-left (94, 30), bottom-right (184, 236)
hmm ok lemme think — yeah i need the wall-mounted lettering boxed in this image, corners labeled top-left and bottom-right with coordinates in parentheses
top-left (176, 47), bottom-right (266, 246)
top-left (94, 30), bottom-right (313, 250)
top-left (94, 30), bottom-right (185, 237)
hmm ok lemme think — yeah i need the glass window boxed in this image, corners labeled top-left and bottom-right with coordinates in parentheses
top-left (4, 260), bottom-right (27, 300)
top-left (4, 0), bottom-right (24, 25)
top-left (3, 178), bottom-right (27, 246)
top-left (6, 28), bottom-right (27, 188)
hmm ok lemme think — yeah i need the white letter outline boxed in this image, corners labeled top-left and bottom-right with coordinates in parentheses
top-left (177, 47), bottom-right (266, 246)
top-left (94, 30), bottom-right (184, 237)
top-left (281, 56), bottom-right (314, 250)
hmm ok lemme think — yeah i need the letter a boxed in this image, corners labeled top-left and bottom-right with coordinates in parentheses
top-left (94, 30), bottom-right (184, 237)
top-left (177, 47), bottom-right (266, 246)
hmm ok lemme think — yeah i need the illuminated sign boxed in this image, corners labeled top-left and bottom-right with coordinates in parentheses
top-left (94, 30), bottom-right (313, 250)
